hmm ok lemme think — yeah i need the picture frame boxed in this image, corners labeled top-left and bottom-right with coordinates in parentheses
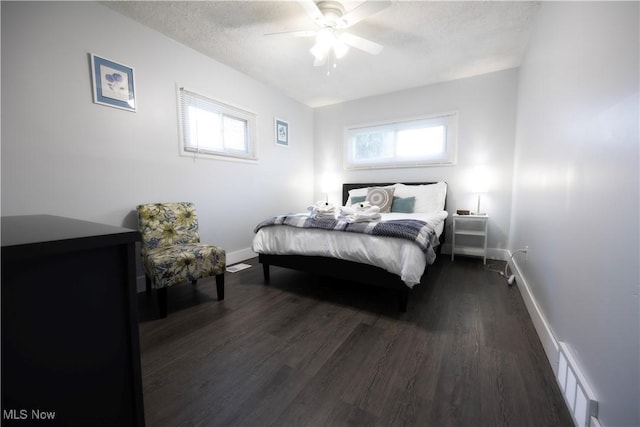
top-left (275, 117), bottom-right (289, 147)
top-left (90, 53), bottom-right (136, 112)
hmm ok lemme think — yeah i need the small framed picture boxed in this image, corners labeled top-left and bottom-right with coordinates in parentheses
top-left (90, 53), bottom-right (136, 112)
top-left (275, 118), bottom-right (289, 147)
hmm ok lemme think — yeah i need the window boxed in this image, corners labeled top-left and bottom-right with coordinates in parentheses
top-left (178, 87), bottom-right (257, 162)
top-left (344, 112), bottom-right (458, 169)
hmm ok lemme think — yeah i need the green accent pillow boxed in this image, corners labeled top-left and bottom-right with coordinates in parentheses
top-left (391, 196), bottom-right (416, 213)
top-left (351, 195), bottom-right (366, 204)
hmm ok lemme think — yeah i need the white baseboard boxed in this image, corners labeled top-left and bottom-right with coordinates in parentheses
top-left (135, 247), bottom-right (257, 293)
top-left (510, 257), bottom-right (560, 373)
top-left (226, 247), bottom-right (257, 265)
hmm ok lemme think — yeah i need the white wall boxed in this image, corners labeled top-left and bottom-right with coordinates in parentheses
top-left (1, 1), bottom-right (314, 264)
top-left (511, 2), bottom-right (639, 426)
top-left (314, 69), bottom-right (519, 254)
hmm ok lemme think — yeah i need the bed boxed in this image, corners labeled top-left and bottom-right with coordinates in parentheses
top-left (252, 182), bottom-right (448, 312)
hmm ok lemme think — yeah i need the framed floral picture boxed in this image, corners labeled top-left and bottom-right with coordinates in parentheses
top-left (90, 53), bottom-right (136, 112)
top-left (275, 117), bottom-right (289, 147)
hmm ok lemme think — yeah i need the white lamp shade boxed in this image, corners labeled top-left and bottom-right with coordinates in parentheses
top-left (321, 172), bottom-right (339, 193)
top-left (471, 166), bottom-right (489, 193)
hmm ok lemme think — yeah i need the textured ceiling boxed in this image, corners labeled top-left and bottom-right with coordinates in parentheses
top-left (105, 1), bottom-right (540, 107)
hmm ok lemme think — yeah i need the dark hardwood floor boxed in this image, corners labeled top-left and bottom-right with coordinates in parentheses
top-left (137, 256), bottom-right (573, 427)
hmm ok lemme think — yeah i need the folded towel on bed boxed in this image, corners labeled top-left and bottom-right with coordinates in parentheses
top-left (338, 205), bottom-right (381, 222)
top-left (352, 201), bottom-right (372, 210)
top-left (308, 201), bottom-right (337, 218)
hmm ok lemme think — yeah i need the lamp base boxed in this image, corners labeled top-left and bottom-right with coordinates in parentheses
top-left (475, 194), bottom-right (487, 216)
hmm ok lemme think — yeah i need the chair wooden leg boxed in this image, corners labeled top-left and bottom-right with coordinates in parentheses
top-left (145, 276), bottom-right (152, 296)
top-left (157, 287), bottom-right (168, 318)
top-left (216, 273), bottom-right (225, 301)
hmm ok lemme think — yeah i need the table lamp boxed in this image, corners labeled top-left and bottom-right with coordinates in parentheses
top-left (472, 166), bottom-right (489, 215)
top-left (321, 172), bottom-right (339, 204)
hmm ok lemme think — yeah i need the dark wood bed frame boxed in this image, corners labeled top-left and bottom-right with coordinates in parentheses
top-left (258, 182), bottom-right (446, 312)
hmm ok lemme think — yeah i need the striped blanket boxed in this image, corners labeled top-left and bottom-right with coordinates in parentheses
top-left (254, 214), bottom-right (439, 264)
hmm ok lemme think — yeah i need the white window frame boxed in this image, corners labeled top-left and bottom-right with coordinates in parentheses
top-left (344, 111), bottom-right (458, 169)
top-left (177, 86), bottom-right (258, 163)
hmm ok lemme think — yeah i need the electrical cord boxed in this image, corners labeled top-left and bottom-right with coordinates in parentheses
top-left (483, 262), bottom-right (505, 274)
top-left (501, 248), bottom-right (528, 285)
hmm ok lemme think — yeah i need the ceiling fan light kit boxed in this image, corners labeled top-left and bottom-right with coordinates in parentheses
top-left (310, 28), bottom-right (349, 62)
top-left (273, 0), bottom-right (391, 70)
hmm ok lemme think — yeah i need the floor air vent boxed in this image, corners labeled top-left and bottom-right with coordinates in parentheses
top-left (556, 342), bottom-right (599, 427)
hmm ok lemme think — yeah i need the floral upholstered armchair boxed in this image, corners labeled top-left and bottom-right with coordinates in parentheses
top-left (136, 202), bottom-right (225, 318)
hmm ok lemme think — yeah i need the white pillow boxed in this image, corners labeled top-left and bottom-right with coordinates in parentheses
top-left (346, 187), bottom-right (368, 206)
top-left (393, 182), bottom-right (447, 212)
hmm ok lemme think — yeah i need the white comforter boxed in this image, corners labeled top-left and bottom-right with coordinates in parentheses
top-left (252, 211), bottom-right (448, 287)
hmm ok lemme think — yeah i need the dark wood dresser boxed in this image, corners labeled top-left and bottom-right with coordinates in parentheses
top-left (1, 215), bottom-right (145, 426)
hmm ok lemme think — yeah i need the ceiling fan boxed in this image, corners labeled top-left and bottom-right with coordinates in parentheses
top-left (269, 0), bottom-right (391, 68)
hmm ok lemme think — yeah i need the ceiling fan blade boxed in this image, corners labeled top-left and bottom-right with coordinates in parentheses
top-left (339, 32), bottom-right (384, 55)
top-left (337, 0), bottom-right (391, 29)
top-left (298, 0), bottom-right (324, 24)
top-left (264, 30), bottom-right (317, 38)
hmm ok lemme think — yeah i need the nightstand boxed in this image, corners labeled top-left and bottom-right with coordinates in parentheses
top-left (451, 214), bottom-right (489, 264)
